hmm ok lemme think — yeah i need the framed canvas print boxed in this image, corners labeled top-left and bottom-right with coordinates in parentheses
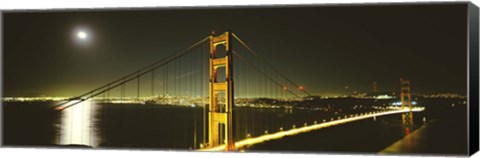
top-left (1, 1), bottom-right (479, 157)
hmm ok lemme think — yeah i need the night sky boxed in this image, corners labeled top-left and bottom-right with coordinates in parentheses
top-left (3, 3), bottom-right (468, 97)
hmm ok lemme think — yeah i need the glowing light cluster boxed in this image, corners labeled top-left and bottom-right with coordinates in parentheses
top-left (374, 95), bottom-right (394, 99)
top-left (392, 101), bottom-right (417, 106)
top-left (2, 97), bottom-right (68, 102)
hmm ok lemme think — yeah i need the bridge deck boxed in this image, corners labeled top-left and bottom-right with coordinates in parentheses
top-left (198, 107), bottom-right (425, 152)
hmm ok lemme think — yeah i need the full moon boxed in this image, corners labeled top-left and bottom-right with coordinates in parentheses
top-left (77, 31), bottom-right (87, 40)
top-left (73, 28), bottom-right (92, 46)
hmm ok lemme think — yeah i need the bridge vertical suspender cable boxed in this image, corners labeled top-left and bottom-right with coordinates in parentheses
top-left (201, 44), bottom-right (206, 146)
top-left (232, 33), bottom-right (312, 97)
top-left (232, 50), bottom-right (300, 98)
top-left (151, 69), bottom-right (155, 97)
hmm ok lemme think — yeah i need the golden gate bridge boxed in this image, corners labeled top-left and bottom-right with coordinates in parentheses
top-left (49, 31), bottom-right (424, 151)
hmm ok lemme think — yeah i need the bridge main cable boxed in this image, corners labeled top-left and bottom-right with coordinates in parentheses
top-left (232, 50), bottom-right (300, 98)
top-left (51, 36), bottom-right (210, 111)
top-left (232, 33), bottom-right (313, 97)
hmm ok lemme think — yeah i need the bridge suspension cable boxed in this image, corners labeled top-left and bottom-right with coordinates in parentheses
top-left (232, 50), bottom-right (300, 98)
top-left (232, 33), bottom-right (313, 97)
top-left (51, 36), bottom-right (210, 111)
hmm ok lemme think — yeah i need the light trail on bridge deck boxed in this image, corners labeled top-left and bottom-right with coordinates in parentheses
top-left (198, 107), bottom-right (425, 152)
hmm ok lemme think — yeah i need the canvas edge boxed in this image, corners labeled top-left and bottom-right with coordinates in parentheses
top-left (468, 1), bottom-right (480, 156)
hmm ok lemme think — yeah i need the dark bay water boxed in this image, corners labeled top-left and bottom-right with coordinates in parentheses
top-left (2, 99), bottom-right (467, 155)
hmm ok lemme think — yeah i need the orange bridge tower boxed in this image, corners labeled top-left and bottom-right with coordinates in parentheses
top-left (208, 31), bottom-right (235, 151)
top-left (400, 78), bottom-right (413, 125)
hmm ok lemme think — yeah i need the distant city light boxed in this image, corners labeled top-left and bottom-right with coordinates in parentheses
top-left (392, 102), bottom-right (401, 106)
top-left (375, 95), bottom-right (393, 99)
top-left (392, 101), bottom-right (417, 106)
